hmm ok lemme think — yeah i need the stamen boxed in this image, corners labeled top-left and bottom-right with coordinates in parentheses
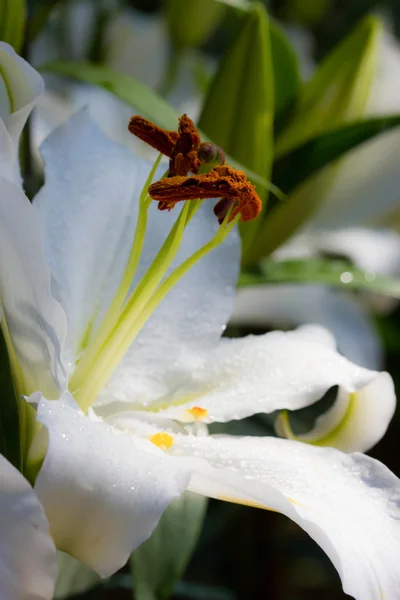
top-left (128, 114), bottom-right (262, 223)
top-left (149, 165), bottom-right (262, 222)
top-left (187, 406), bottom-right (208, 420)
top-left (128, 116), bottom-right (178, 157)
top-left (169, 114), bottom-right (201, 176)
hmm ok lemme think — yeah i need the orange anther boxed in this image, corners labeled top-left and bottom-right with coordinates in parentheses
top-left (187, 406), bottom-right (208, 420)
top-left (128, 114), bottom-right (262, 223)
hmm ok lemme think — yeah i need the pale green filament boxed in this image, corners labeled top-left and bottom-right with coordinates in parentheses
top-left (74, 208), bottom-right (237, 413)
top-left (70, 155), bottom-right (203, 404)
top-left (71, 153), bottom-right (163, 383)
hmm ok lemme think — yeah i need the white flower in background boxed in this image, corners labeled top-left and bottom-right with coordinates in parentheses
top-left (0, 42), bottom-right (43, 183)
top-left (0, 97), bottom-right (400, 600)
top-left (234, 27), bottom-right (400, 369)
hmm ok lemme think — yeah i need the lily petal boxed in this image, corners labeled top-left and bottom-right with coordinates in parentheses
top-left (33, 394), bottom-right (190, 577)
top-left (0, 42), bottom-right (43, 138)
top-left (155, 326), bottom-right (389, 424)
top-left (0, 454), bottom-right (56, 600)
top-left (231, 284), bottom-right (383, 369)
top-left (275, 371), bottom-right (395, 452)
top-left (0, 42), bottom-right (44, 182)
top-left (0, 177), bottom-right (67, 396)
top-left (33, 110), bottom-right (147, 367)
top-left (96, 200), bottom-right (240, 408)
top-left (170, 434), bottom-right (400, 600)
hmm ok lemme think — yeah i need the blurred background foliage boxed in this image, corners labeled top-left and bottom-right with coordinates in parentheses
top-left (13, 0), bottom-right (400, 598)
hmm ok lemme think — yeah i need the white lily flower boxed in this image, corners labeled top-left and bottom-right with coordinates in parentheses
top-left (0, 42), bottom-right (43, 183)
top-left (0, 107), bottom-right (399, 599)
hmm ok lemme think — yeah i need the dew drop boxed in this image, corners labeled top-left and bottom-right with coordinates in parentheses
top-left (340, 271), bottom-right (353, 284)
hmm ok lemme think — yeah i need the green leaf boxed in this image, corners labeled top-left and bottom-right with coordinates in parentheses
top-left (273, 114), bottom-right (400, 194)
top-left (270, 19), bottom-right (300, 117)
top-left (212, 0), bottom-right (251, 8)
top-left (40, 60), bottom-right (275, 194)
top-left (0, 0), bottom-right (26, 52)
top-left (174, 581), bottom-right (236, 599)
top-left (275, 15), bottom-right (382, 157)
top-left (131, 492), bottom-right (208, 600)
top-left (41, 60), bottom-right (179, 129)
top-left (239, 258), bottom-right (400, 298)
top-left (0, 328), bottom-right (21, 470)
top-left (54, 552), bottom-right (101, 599)
top-left (247, 113), bottom-right (400, 263)
top-left (198, 2), bottom-right (274, 258)
top-left (165, 0), bottom-right (225, 49)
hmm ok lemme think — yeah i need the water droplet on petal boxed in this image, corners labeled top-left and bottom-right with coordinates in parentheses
top-left (340, 271), bottom-right (353, 284)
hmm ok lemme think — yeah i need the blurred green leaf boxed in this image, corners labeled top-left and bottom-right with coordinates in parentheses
top-left (198, 2), bottom-right (274, 258)
top-left (0, 0), bottom-right (26, 52)
top-left (283, 0), bottom-right (331, 26)
top-left (273, 114), bottom-right (400, 194)
top-left (247, 113), bottom-right (400, 262)
top-left (0, 329), bottom-right (21, 470)
top-left (41, 59), bottom-right (179, 129)
top-left (275, 15), bottom-right (381, 157)
top-left (270, 19), bottom-right (300, 117)
top-left (40, 60), bottom-right (275, 194)
top-left (239, 258), bottom-right (400, 298)
top-left (175, 581), bottom-right (236, 599)
top-left (165, 0), bottom-right (225, 49)
top-left (131, 492), bottom-right (208, 600)
top-left (244, 16), bottom-right (384, 264)
top-left (54, 552), bottom-right (101, 599)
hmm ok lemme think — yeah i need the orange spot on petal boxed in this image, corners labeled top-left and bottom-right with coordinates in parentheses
top-left (187, 406), bottom-right (208, 420)
top-left (149, 432), bottom-right (174, 450)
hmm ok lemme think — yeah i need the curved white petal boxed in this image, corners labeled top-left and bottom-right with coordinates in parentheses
top-left (275, 371), bottom-right (395, 452)
top-left (0, 177), bottom-right (67, 396)
top-left (0, 454), bottom-right (56, 600)
top-left (0, 42), bottom-right (44, 142)
top-left (33, 110), bottom-right (149, 367)
top-left (170, 434), bottom-right (400, 600)
top-left (96, 200), bottom-right (240, 409)
top-left (231, 284), bottom-right (383, 369)
top-left (34, 394), bottom-right (190, 577)
top-left (154, 327), bottom-right (389, 424)
top-left (0, 119), bottom-right (19, 182)
top-left (0, 43), bottom-right (43, 182)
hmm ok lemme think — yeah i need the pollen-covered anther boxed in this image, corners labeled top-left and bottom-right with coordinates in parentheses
top-left (187, 406), bottom-right (208, 420)
top-left (149, 432), bottom-right (174, 450)
top-left (149, 164), bottom-right (262, 223)
top-left (128, 116), bottom-right (178, 157)
top-left (169, 113), bottom-right (201, 176)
